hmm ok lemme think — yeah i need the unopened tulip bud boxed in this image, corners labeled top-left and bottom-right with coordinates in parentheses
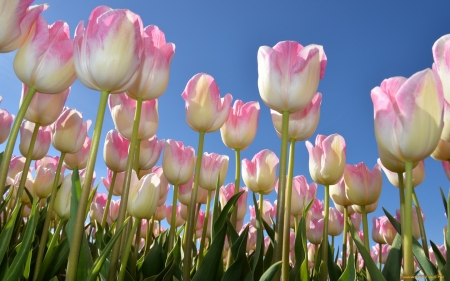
top-left (90, 193), bottom-right (107, 224)
top-left (103, 130), bottom-right (130, 172)
top-left (52, 108), bottom-right (90, 154)
top-left (178, 175), bottom-right (208, 206)
top-left (8, 156), bottom-right (26, 181)
top-left (334, 203), bottom-right (355, 216)
top-left (372, 217), bottom-right (386, 244)
top-left (151, 166), bottom-right (169, 206)
top-left (431, 138), bottom-right (450, 161)
top-left (34, 156), bottom-right (65, 198)
top-left (309, 198), bottom-right (324, 220)
top-left (199, 152), bottom-right (229, 191)
top-left (307, 218), bottom-right (324, 245)
top-left (154, 204), bottom-right (166, 221)
top-left (108, 199), bottom-right (120, 224)
top-left (276, 175), bottom-right (316, 215)
top-left (351, 213), bottom-right (362, 230)
top-left (242, 149), bottom-right (279, 195)
top-left (162, 139), bottom-right (195, 185)
top-left (328, 207), bottom-right (344, 236)
top-left (379, 216), bottom-right (397, 245)
top-left (0, 97), bottom-right (15, 144)
top-left (139, 136), bottom-right (164, 170)
top-left (12, 171), bottom-right (34, 204)
top-left (54, 171), bottom-right (88, 220)
top-left (330, 177), bottom-right (351, 207)
top-left (64, 136), bottom-right (91, 170)
top-left (344, 163), bottom-right (382, 206)
top-left (19, 121), bottom-right (51, 160)
top-left (165, 204), bottom-right (185, 227)
top-left (219, 184), bottom-right (247, 221)
top-left (352, 200), bottom-right (379, 214)
top-left (249, 200), bottom-right (274, 227)
top-left (127, 173), bottom-right (160, 220)
top-left (101, 169), bottom-right (126, 196)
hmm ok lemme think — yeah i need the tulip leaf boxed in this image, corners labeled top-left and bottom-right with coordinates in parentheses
top-left (36, 237), bottom-right (70, 281)
top-left (263, 237), bottom-right (274, 272)
top-left (4, 198), bottom-right (39, 281)
top-left (259, 261), bottom-right (282, 281)
top-left (445, 190), bottom-right (450, 281)
top-left (86, 218), bottom-right (129, 281)
top-left (440, 187), bottom-right (448, 217)
top-left (0, 189), bottom-right (13, 214)
top-left (142, 234), bottom-right (166, 278)
top-left (262, 218), bottom-right (275, 243)
top-left (290, 215), bottom-right (306, 281)
top-left (222, 225), bottom-right (251, 281)
top-left (225, 220), bottom-right (239, 246)
top-left (327, 240), bottom-right (342, 281)
top-left (430, 240), bottom-right (446, 272)
top-left (338, 237), bottom-right (355, 281)
top-left (251, 192), bottom-right (264, 280)
top-left (348, 220), bottom-right (387, 281)
top-left (193, 222), bottom-right (227, 281)
top-left (212, 175), bottom-right (222, 240)
top-left (0, 202), bottom-right (21, 264)
top-left (382, 233), bottom-right (402, 281)
top-left (213, 191), bottom-right (243, 240)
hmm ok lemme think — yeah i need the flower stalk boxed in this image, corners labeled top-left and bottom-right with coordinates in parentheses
top-left (102, 171), bottom-right (117, 228)
top-left (403, 161), bottom-right (414, 276)
top-left (412, 189), bottom-right (428, 258)
top-left (118, 218), bottom-right (139, 281)
top-left (168, 184), bottom-right (179, 251)
top-left (198, 189), bottom-right (212, 268)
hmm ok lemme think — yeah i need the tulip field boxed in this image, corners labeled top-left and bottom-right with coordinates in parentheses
top-left (1, 0), bottom-right (450, 281)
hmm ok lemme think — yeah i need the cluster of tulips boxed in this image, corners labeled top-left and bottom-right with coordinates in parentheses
top-left (1, 0), bottom-right (450, 280)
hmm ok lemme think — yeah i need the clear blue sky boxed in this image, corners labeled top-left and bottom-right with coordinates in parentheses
top-left (1, 0), bottom-right (450, 250)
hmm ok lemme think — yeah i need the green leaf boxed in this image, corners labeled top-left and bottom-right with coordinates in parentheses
top-left (142, 235), bottom-right (166, 278)
top-left (382, 234), bottom-right (402, 281)
top-left (260, 261), bottom-right (282, 281)
top-left (430, 240), bottom-right (445, 272)
top-left (4, 199), bottom-right (39, 281)
top-left (327, 240), bottom-right (341, 281)
top-left (446, 190), bottom-right (450, 281)
top-left (36, 238), bottom-right (70, 281)
top-left (289, 216), bottom-right (305, 281)
top-left (0, 203), bottom-right (21, 263)
top-left (193, 223), bottom-right (227, 281)
top-left (86, 218), bottom-right (129, 281)
top-left (213, 191), bottom-right (243, 240)
top-left (338, 237), bottom-right (355, 281)
top-left (23, 250), bottom-right (32, 279)
top-left (225, 220), bottom-right (239, 246)
top-left (222, 225), bottom-right (251, 281)
top-left (250, 192), bottom-right (264, 281)
top-left (440, 187), bottom-right (448, 217)
top-left (261, 218), bottom-right (275, 243)
top-left (211, 175), bottom-right (222, 240)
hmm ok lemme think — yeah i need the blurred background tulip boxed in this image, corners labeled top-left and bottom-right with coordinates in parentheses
top-left (19, 121), bottom-right (51, 160)
top-left (0, 97), bottom-right (14, 144)
top-left (344, 163), bottom-right (382, 206)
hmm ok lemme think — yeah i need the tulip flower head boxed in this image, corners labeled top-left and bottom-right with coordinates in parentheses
top-left (219, 184), bottom-right (248, 221)
top-left (306, 134), bottom-right (346, 185)
top-left (327, 207), bottom-right (344, 236)
top-left (330, 177), bottom-right (352, 207)
top-left (103, 130), bottom-right (130, 172)
top-left (165, 204), bottom-right (185, 227)
top-left (181, 73), bottom-right (233, 132)
top-left (0, 97), bottom-right (14, 144)
top-left (242, 149), bottom-right (279, 195)
top-left (433, 35), bottom-right (450, 104)
top-left (127, 173), bottom-right (160, 220)
top-left (249, 200), bottom-right (274, 227)
top-left (64, 136), bottom-right (91, 170)
top-left (73, 6), bottom-right (143, 93)
top-left (51, 108), bottom-right (91, 154)
top-left (19, 121), bottom-right (51, 160)
top-left (378, 159), bottom-right (424, 188)
top-left (372, 217), bottom-right (387, 244)
top-left (257, 40), bottom-right (327, 113)
top-left (220, 100), bottom-right (260, 150)
top-left (101, 169), bottom-right (126, 196)
top-left (344, 162), bottom-right (382, 206)
top-left (307, 218), bottom-right (324, 245)
top-left (275, 175), bottom-right (317, 215)
top-left (379, 216), bottom-right (397, 245)
top-left (34, 156), bottom-right (65, 198)
top-left (162, 139), bottom-right (195, 185)
top-left (139, 135), bottom-right (164, 170)
top-left (199, 152), bottom-right (229, 191)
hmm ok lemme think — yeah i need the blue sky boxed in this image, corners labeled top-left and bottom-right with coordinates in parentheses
top-left (1, 0), bottom-right (450, 251)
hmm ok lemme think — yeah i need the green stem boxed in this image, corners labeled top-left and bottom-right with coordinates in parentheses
top-left (198, 190), bottom-right (212, 268)
top-left (398, 173), bottom-right (405, 246)
top-left (118, 218), bottom-right (139, 281)
top-left (0, 87), bottom-right (36, 196)
top-left (294, 215), bottom-right (299, 235)
top-left (403, 161), bottom-right (414, 276)
top-left (342, 206), bottom-right (348, 269)
top-left (282, 139), bottom-right (295, 280)
top-left (320, 184), bottom-right (330, 280)
top-left (144, 219), bottom-right (150, 256)
top-left (107, 97), bottom-right (143, 281)
top-left (168, 184), bottom-right (179, 251)
top-left (66, 90), bottom-right (109, 280)
top-left (134, 139), bottom-right (141, 174)
top-left (361, 205), bottom-right (371, 281)
top-left (412, 189), bottom-right (429, 258)
top-left (378, 243), bottom-right (382, 271)
top-left (47, 220), bottom-right (65, 255)
top-left (225, 148), bottom-right (240, 270)
top-left (331, 236), bottom-right (334, 251)
top-left (33, 152), bottom-right (66, 281)
top-left (273, 110), bottom-right (290, 271)
top-left (259, 193), bottom-right (264, 221)
top-left (182, 131), bottom-right (205, 281)
top-left (102, 171), bottom-right (117, 228)
top-left (131, 218), bottom-right (141, 279)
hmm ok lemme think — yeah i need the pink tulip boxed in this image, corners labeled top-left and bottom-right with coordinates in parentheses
top-left (64, 136), bottom-right (91, 170)
top-left (352, 199), bottom-right (379, 214)
top-left (219, 184), bottom-right (247, 221)
top-left (21, 84), bottom-right (69, 126)
top-left (271, 93), bottom-right (322, 141)
top-left (257, 40), bottom-right (326, 113)
top-left (242, 149), bottom-right (279, 195)
top-left (431, 138), bottom-right (450, 161)
top-left (330, 177), bottom-right (352, 207)
top-left (309, 198), bottom-right (324, 220)
top-left (429, 244), bottom-right (446, 267)
top-left (102, 169), bottom-right (125, 196)
top-left (344, 162), bottom-right (382, 206)
top-left (220, 100), bottom-right (260, 150)
top-left (178, 174), bottom-right (208, 206)
top-left (305, 134), bottom-right (346, 185)
top-left (307, 218), bottom-right (324, 245)
top-left (249, 200), bottom-right (274, 227)
top-left (34, 156), bottom-right (65, 198)
top-left (162, 139), bottom-right (195, 185)
top-left (108, 199), bottom-right (120, 224)
top-left (51, 108), bottom-right (90, 154)
top-left (378, 159), bottom-right (425, 188)
top-left (103, 130), bottom-right (130, 172)
top-left (440, 102), bottom-right (450, 143)
top-left (379, 216), bottom-right (397, 245)
top-left (275, 175), bottom-right (317, 215)
top-left (307, 243), bottom-right (316, 269)
top-left (328, 207), bottom-right (344, 236)
top-left (19, 121), bottom-right (51, 160)
top-left (334, 203), bottom-right (355, 216)
top-left (151, 166), bottom-right (169, 206)
top-left (127, 25), bottom-right (175, 100)
top-left (139, 136), bottom-right (164, 170)
top-left (73, 6), bottom-right (143, 93)
top-left (154, 203), bottom-right (166, 221)
top-left (239, 223), bottom-right (258, 253)
top-left (127, 173), bottom-right (160, 220)
top-left (0, 97), bottom-right (14, 144)
top-left (371, 245), bottom-right (390, 265)
top-left (199, 152), bottom-right (229, 191)
top-left (7, 156), bottom-right (26, 184)
top-left (165, 204), bottom-right (184, 227)
top-left (90, 193), bottom-right (107, 224)
top-left (372, 217), bottom-right (386, 244)
top-left (396, 207), bottom-right (425, 240)
top-left (14, 17), bottom-right (76, 94)
top-left (433, 35), bottom-right (450, 104)
top-left (195, 210), bottom-right (205, 231)
top-left (181, 73), bottom-right (233, 132)
top-left (0, 0), bottom-right (47, 52)
top-left (12, 171), bottom-right (34, 204)
top-left (443, 161), bottom-right (450, 181)
top-left (109, 93), bottom-right (158, 140)
top-left (371, 69), bottom-right (444, 163)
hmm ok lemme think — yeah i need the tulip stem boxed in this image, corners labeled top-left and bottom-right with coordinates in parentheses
top-left (131, 218), bottom-right (141, 279)
top-left (378, 243), bottom-right (382, 271)
top-left (259, 193), bottom-right (264, 221)
top-left (273, 110), bottom-right (290, 272)
top-left (361, 205), bottom-right (372, 281)
top-left (0, 87), bottom-right (36, 196)
top-left (183, 131), bottom-right (205, 281)
top-left (294, 215), bottom-right (299, 235)
top-left (118, 218), bottom-right (139, 281)
top-left (144, 219), bottom-right (150, 256)
top-left (231, 148), bottom-right (241, 228)
top-left (198, 190), bottom-right (212, 268)
top-left (342, 207), bottom-right (348, 269)
top-left (102, 171), bottom-right (117, 228)
top-left (319, 184), bottom-right (330, 281)
top-left (168, 184), bottom-right (179, 251)
top-left (33, 151), bottom-right (66, 281)
top-left (403, 161), bottom-right (414, 277)
top-left (134, 139), bottom-right (141, 174)
top-left (107, 97), bottom-right (143, 281)
top-left (412, 190), bottom-right (429, 258)
top-left (66, 90), bottom-right (110, 280)
top-left (282, 139), bottom-right (296, 280)
top-left (398, 173), bottom-right (405, 246)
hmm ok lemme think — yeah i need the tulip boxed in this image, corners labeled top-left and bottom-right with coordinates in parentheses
top-left (443, 161), bottom-right (450, 181)
top-left (103, 130), bottom-right (130, 172)
top-left (271, 93), bottom-right (322, 141)
top-left (0, 0), bottom-right (47, 53)
top-left (242, 149), bottom-right (279, 195)
top-left (7, 156), bottom-right (26, 184)
top-left (165, 204), bottom-right (184, 227)
top-left (307, 218), bottom-right (324, 245)
top-left (379, 216), bottom-right (397, 245)
top-left (371, 245), bottom-right (390, 265)
top-left (64, 136), bottom-right (91, 170)
top-left (371, 69), bottom-right (444, 163)
top-left (12, 171), bottom-right (34, 204)
top-left (219, 184), bottom-right (248, 221)
top-left (34, 156), bottom-right (65, 198)
top-left (309, 198), bottom-right (324, 220)
top-left (257, 40), bottom-right (327, 113)
top-left (431, 138), bottom-right (450, 161)
top-left (350, 213), bottom-right (362, 230)
top-left (199, 152), bottom-right (229, 191)
top-left (19, 121), bottom-right (51, 160)
top-left (109, 93), bottom-right (158, 140)
top-left (178, 175), bottom-right (208, 206)
top-left (181, 73), bottom-right (233, 132)
top-left (378, 159), bottom-right (425, 188)
top-left (127, 25), bottom-right (175, 100)
top-left (327, 207), bottom-right (344, 236)
top-left (330, 177), bottom-right (351, 207)
top-left (54, 172), bottom-right (85, 220)
top-left (334, 203), bottom-right (355, 216)
top-left (0, 97), bottom-right (14, 144)
top-left (428, 244), bottom-right (446, 267)
top-left (21, 85), bottom-right (69, 126)
top-left (127, 173), bottom-right (160, 220)
top-left (275, 175), bottom-right (317, 215)
top-left (90, 193), bottom-right (107, 224)
top-left (220, 100), bottom-right (260, 150)
top-left (305, 134), bottom-right (346, 186)
top-left (396, 207), bottom-right (425, 240)
top-left (433, 35), bottom-right (450, 104)
top-left (372, 217), bottom-right (386, 244)
top-left (352, 200), bottom-right (379, 214)
top-left (249, 200), bottom-right (274, 227)
top-left (51, 108), bottom-right (90, 154)
top-left (240, 224), bottom-right (258, 253)
top-left (154, 204), bottom-right (166, 221)
top-left (344, 163), bottom-right (382, 206)
top-left (151, 166), bottom-right (169, 206)
top-left (102, 169), bottom-right (125, 196)
top-left (73, 6), bottom-right (143, 93)
top-left (14, 17), bottom-right (76, 94)
top-left (108, 199), bottom-right (120, 224)
top-left (162, 139), bottom-right (195, 185)
top-left (139, 136), bottom-right (164, 170)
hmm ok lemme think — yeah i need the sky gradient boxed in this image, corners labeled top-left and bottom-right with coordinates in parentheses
top-left (1, 0), bottom-right (450, 251)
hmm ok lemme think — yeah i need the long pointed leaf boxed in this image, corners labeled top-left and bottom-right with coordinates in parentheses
top-left (36, 238), bottom-right (70, 281)
top-left (251, 192), bottom-right (263, 280)
top-left (430, 240), bottom-right (446, 272)
top-left (260, 261), bottom-right (282, 281)
top-left (382, 234), bottom-right (402, 281)
top-left (213, 191), bottom-right (243, 240)
top-left (0, 202), bottom-right (20, 263)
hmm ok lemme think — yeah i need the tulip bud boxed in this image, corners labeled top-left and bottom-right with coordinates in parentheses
top-left (103, 130), bottom-right (130, 172)
top-left (330, 177), bottom-right (352, 207)
top-left (151, 166), bottom-right (169, 206)
top-left (350, 213), bottom-right (362, 230)
top-left (139, 136), bottom-right (164, 170)
top-left (0, 97), bottom-right (15, 144)
top-left (51, 108), bottom-right (90, 154)
top-left (101, 169), bottom-right (126, 196)
top-left (396, 207), bottom-right (425, 240)
top-left (327, 207), bottom-right (344, 236)
top-left (443, 161), bottom-right (450, 181)
top-left (309, 198), bottom-right (324, 220)
top-left (379, 216), bottom-right (397, 245)
top-left (334, 203), bottom-right (355, 216)
top-left (162, 139), bottom-right (195, 185)
top-left (431, 138), bottom-right (450, 161)
top-left (344, 163), bottom-right (382, 206)
top-left (275, 175), bottom-right (316, 215)
top-left (199, 152), bottom-right (229, 191)
top-left (306, 134), bottom-right (346, 185)
top-left (378, 159), bottom-right (424, 188)
top-left (108, 199), bottom-right (120, 225)
top-left (12, 171), bottom-right (34, 204)
top-left (352, 200), bottom-right (379, 214)
top-left (154, 204), bottom-right (166, 221)
top-left (249, 200), bottom-right (274, 227)
top-left (34, 156), bottom-right (65, 198)
top-left (165, 204), bottom-right (185, 227)
top-left (64, 136), bottom-right (91, 170)
top-left (433, 35), bottom-right (450, 105)
top-left (181, 73), bottom-right (233, 132)
top-left (127, 173), bottom-right (160, 220)
top-left (220, 100), bottom-right (260, 150)
top-left (55, 172), bottom-right (87, 220)
top-left (219, 184), bottom-right (248, 221)
top-left (19, 121), bottom-right (51, 160)
top-left (178, 174), bottom-right (208, 206)
top-left (372, 217), bottom-right (386, 244)
top-left (90, 193), bottom-right (107, 224)
top-left (307, 218), bottom-right (324, 245)
top-left (242, 149), bottom-right (279, 195)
